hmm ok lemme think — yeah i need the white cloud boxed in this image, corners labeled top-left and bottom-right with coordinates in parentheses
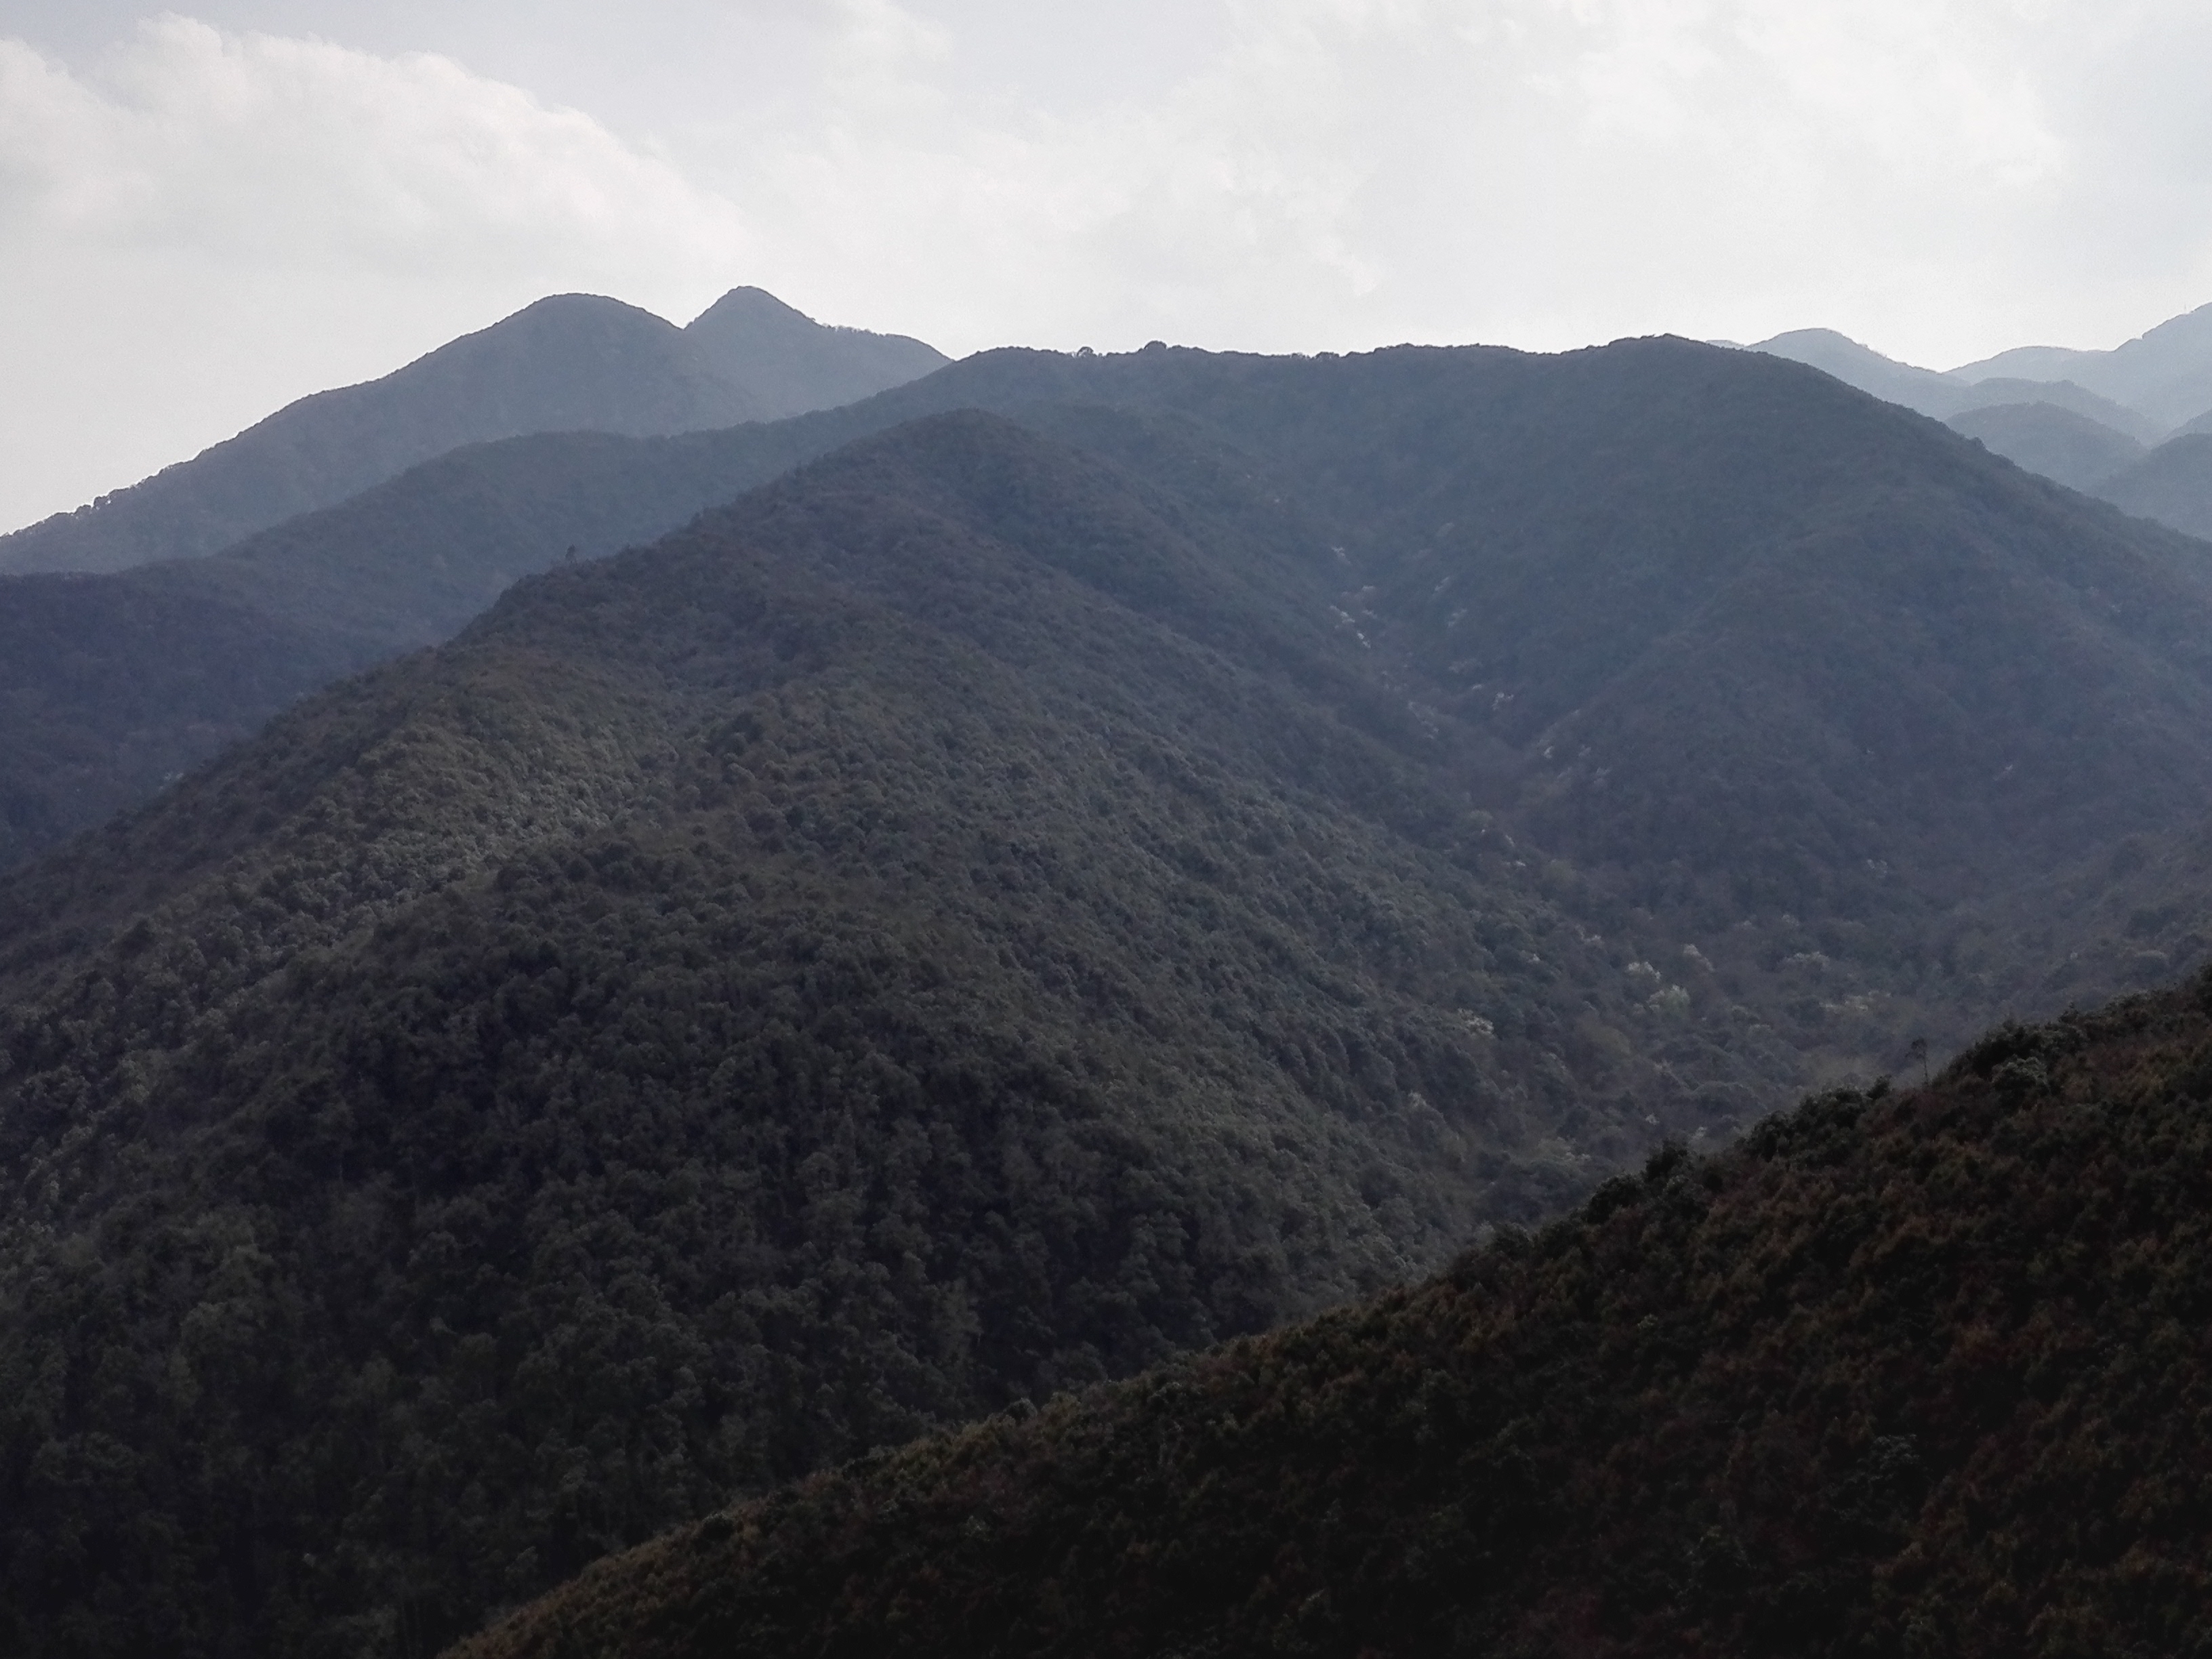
top-left (0, 18), bottom-right (750, 283)
top-left (7, 1), bottom-right (2212, 530)
top-left (0, 16), bottom-right (757, 531)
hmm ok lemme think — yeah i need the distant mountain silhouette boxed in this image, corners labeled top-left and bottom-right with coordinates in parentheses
top-left (1741, 328), bottom-right (1978, 417)
top-left (1953, 375), bottom-right (2163, 442)
top-left (2097, 432), bottom-right (2212, 541)
top-left (1750, 303), bottom-right (2212, 441)
top-left (0, 289), bottom-right (946, 575)
top-left (1952, 299), bottom-right (2212, 428)
top-left (1946, 401), bottom-right (2145, 491)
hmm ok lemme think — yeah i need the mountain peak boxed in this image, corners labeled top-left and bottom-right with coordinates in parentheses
top-left (0, 285), bottom-right (949, 577)
top-left (685, 285), bottom-right (818, 331)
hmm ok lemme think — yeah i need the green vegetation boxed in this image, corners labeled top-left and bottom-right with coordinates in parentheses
top-left (0, 413), bottom-right (1774, 1657)
top-left (455, 969), bottom-right (2212, 1659)
top-left (0, 417), bottom-right (859, 869)
top-left (9, 337), bottom-right (2212, 1656)
top-left (0, 574), bottom-right (373, 871)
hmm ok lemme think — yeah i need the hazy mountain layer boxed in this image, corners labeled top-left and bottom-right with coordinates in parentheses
top-left (1954, 298), bottom-right (2212, 428)
top-left (1744, 329), bottom-right (1980, 417)
top-left (0, 412), bottom-right (1768, 1658)
top-left (2098, 432), bottom-right (2212, 541)
top-left (1752, 313), bottom-right (2212, 441)
top-left (0, 420), bottom-right (857, 870)
top-left (1962, 376), bottom-right (2163, 441)
top-left (0, 289), bottom-right (945, 576)
top-left (1946, 401), bottom-right (2145, 491)
top-left (451, 974), bottom-right (2212, 1659)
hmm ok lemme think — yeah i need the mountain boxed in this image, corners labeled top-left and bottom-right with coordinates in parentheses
top-left (1748, 329), bottom-right (2174, 441)
top-left (0, 417), bottom-right (853, 870)
top-left (12, 337), bottom-right (2212, 1654)
top-left (0, 408), bottom-right (1768, 1658)
top-left (0, 573), bottom-right (378, 871)
top-left (1946, 401), bottom-right (2145, 491)
top-left (451, 970), bottom-right (2212, 1659)
top-left (1952, 299), bottom-right (2212, 430)
top-left (1741, 327), bottom-right (1978, 417)
top-left (2097, 432), bottom-right (2212, 541)
top-left (1746, 309), bottom-right (2212, 445)
top-left (1953, 375), bottom-right (2163, 443)
top-left (0, 289), bottom-right (947, 576)
top-left (682, 287), bottom-right (948, 416)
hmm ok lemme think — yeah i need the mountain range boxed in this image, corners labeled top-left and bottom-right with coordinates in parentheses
top-left (7, 333), bottom-right (2212, 1654)
top-left (1750, 308), bottom-right (2212, 547)
top-left (7, 289), bottom-right (2212, 1657)
top-left (0, 287), bottom-right (945, 577)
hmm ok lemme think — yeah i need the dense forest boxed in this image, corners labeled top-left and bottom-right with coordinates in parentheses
top-left (455, 968), bottom-right (2212, 1659)
top-left (0, 418), bottom-right (853, 869)
top-left (7, 338), bottom-right (2212, 1656)
top-left (0, 412), bottom-right (1772, 1656)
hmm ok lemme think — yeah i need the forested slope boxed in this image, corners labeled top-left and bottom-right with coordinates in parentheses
top-left (0, 419), bottom-right (861, 870)
top-left (0, 574), bottom-right (380, 870)
top-left (0, 413), bottom-right (1766, 1657)
top-left (455, 970), bottom-right (2212, 1659)
top-left (11, 341), bottom-right (2212, 1655)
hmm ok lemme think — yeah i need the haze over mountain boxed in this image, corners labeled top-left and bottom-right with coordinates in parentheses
top-left (1954, 299), bottom-right (2212, 429)
top-left (8, 337), bottom-right (2212, 1655)
top-left (1944, 402), bottom-right (2146, 492)
top-left (0, 417), bottom-right (855, 870)
top-left (2097, 433), bottom-right (2212, 542)
top-left (0, 287), bottom-right (945, 577)
top-left (1753, 302), bottom-right (2212, 443)
top-left (1750, 306), bottom-right (2212, 544)
top-left (455, 972), bottom-right (2212, 1659)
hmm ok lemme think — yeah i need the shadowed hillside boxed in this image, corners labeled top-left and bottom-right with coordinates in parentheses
top-left (0, 575), bottom-right (379, 870)
top-left (2098, 432), bottom-right (2212, 541)
top-left (1947, 401), bottom-right (2145, 490)
top-left (11, 342), bottom-right (2212, 1655)
top-left (0, 412), bottom-right (1769, 1658)
top-left (451, 970), bottom-right (2212, 1659)
top-left (0, 413), bottom-right (886, 869)
top-left (0, 289), bottom-right (945, 575)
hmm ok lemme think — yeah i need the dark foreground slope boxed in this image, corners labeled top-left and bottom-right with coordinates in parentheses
top-left (456, 972), bottom-right (2212, 1659)
top-left (0, 413), bottom-right (1771, 1657)
top-left (0, 289), bottom-right (944, 575)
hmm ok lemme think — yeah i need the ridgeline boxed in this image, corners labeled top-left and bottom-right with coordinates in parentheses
top-left (457, 972), bottom-right (2212, 1659)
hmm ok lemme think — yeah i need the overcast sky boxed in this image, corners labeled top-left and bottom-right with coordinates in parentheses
top-left (4, 1), bottom-right (2212, 533)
